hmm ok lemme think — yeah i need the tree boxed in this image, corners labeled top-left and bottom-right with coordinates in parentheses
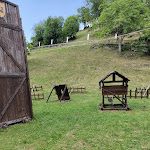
top-left (143, 0), bottom-right (150, 8)
top-left (86, 0), bottom-right (104, 19)
top-left (97, 0), bottom-right (149, 37)
top-left (63, 15), bottom-right (79, 39)
top-left (43, 16), bottom-right (64, 45)
top-left (31, 21), bottom-right (45, 45)
top-left (77, 6), bottom-right (92, 27)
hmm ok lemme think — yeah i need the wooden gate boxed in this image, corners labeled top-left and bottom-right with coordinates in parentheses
top-left (0, 0), bottom-right (33, 127)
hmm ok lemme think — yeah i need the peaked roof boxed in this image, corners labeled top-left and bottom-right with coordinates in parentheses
top-left (99, 71), bottom-right (130, 85)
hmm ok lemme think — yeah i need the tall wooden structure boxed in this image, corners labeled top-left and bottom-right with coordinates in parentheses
top-left (99, 71), bottom-right (130, 110)
top-left (0, 0), bottom-right (33, 128)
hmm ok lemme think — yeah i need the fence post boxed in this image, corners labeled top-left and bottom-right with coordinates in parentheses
top-left (147, 90), bottom-right (149, 99)
top-left (135, 88), bottom-right (137, 99)
top-left (130, 90), bottom-right (132, 99)
top-left (141, 89), bottom-right (143, 99)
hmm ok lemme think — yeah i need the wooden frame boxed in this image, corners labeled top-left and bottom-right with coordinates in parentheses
top-left (99, 71), bottom-right (130, 110)
top-left (46, 84), bottom-right (71, 103)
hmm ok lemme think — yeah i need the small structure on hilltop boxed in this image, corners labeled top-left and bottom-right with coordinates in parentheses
top-left (46, 84), bottom-right (71, 103)
top-left (99, 71), bottom-right (130, 110)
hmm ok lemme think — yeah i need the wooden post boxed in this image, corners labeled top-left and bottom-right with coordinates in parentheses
top-left (147, 90), bottom-right (149, 99)
top-left (141, 89), bottom-right (143, 99)
top-left (130, 90), bottom-right (132, 99)
top-left (102, 95), bottom-right (104, 107)
top-left (135, 88), bottom-right (137, 99)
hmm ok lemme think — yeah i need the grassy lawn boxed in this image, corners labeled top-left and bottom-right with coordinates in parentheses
top-left (0, 44), bottom-right (150, 150)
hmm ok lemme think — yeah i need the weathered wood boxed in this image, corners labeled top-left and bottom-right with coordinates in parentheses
top-left (0, 0), bottom-right (33, 125)
top-left (0, 78), bottom-right (26, 121)
top-left (0, 72), bottom-right (25, 78)
top-left (0, 22), bottom-right (21, 31)
top-left (102, 85), bottom-right (128, 95)
top-left (0, 40), bottom-right (24, 72)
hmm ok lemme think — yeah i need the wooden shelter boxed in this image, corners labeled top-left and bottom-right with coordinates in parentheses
top-left (0, 0), bottom-right (33, 128)
top-left (46, 84), bottom-right (71, 103)
top-left (99, 71), bottom-right (130, 110)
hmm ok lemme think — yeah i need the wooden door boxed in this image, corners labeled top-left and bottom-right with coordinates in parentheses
top-left (0, 0), bottom-right (33, 124)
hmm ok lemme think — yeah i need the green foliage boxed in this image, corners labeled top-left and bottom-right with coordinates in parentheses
top-left (77, 6), bottom-right (92, 24)
top-left (26, 43), bottom-right (33, 55)
top-left (31, 21), bottom-right (45, 45)
top-left (63, 15), bottom-right (79, 39)
top-left (43, 16), bottom-right (64, 45)
top-left (96, 0), bottom-right (149, 37)
top-left (86, 0), bottom-right (104, 19)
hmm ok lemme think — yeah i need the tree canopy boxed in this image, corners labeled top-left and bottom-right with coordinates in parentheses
top-left (96, 0), bottom-right (150, 37)
top-left (63, 15), bottom-right (79, 39)
top-left (31, 21), bottom-right (45, 45)
top-left (77, 6), bottom-right (92, 25)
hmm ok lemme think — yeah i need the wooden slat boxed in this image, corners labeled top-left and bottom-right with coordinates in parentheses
top-left (102, 85), bottom-right (128, 95)
top-left (0, 78), bottom-right (26, 121)
top-left (0, 72), bottom-right (25, 78)
top-left (0, 22), bottom-right (22, 31)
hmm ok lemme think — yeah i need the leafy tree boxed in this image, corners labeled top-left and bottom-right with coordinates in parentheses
top-left (96, 0), bottom-right (149, 37)
top-left (31, 21), bottom-right (45, 45)
top-left (63, 15), bottom-right (79, 39)
top-left (43, 16), bottom-right (64, 44)
top-left (86, 0), bottom-right (104, 19)
top-left (77, 6), bottom-right (92, 26)
top-left (143, 0), bottom-right (150, 8)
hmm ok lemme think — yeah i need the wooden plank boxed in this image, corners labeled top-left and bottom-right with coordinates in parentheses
top-left (0, 39), bottom-right (24, 72)
top-left (0, 0), bottom-right (18, 7)
top-left (0, 22), bottom-right (21, 31)
top-left (0, 72), bottom-right (25, 78)
top-left (103, 81), bottom-right (123, 83)
top-left (0, 78), bottom-right (26, 121)
top-left (102, 85), bottom-right (128, 95)
top-left (20, 25), bottom-right (33, 119)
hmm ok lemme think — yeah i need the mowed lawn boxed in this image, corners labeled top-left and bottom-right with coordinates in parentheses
top-left (0, 44), bottom-right (150, 150)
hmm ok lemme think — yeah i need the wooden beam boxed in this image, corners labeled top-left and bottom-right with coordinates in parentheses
top-left (0, 73), bottom-right (25, 78)
top-left (0, 0), bottom-right (18, 7)
top-left (103, 81), bottom-right (124, 83)
top-left (113, 73), bottom-right (115, 81)
top-left (0, 23), bottom-right (22, 31)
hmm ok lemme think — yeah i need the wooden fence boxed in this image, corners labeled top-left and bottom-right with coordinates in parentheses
top-left (105, 88), bottom-right (150, 99)
top-left (31, 86), bottom-right (44, 100)
top-left (68, 87), bottom-right (86, 94)
top-left (127, 88), bottom-right (150, 99)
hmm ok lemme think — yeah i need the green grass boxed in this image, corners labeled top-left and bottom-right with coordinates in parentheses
top-left (74, 29), bottom-right (98, 42)
top-left (0, 44), bottom-right (150, 150)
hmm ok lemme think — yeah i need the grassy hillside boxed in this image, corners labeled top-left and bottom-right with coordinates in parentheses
top-left (0, 44), bottom-right (150, 150)
top-left (74, 29), bottom-right (98, 42)
top-left (28, 44), bottom-right (150, 90)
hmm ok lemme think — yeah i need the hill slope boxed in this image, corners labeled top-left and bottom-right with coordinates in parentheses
top-left (28, 44), bottom-right (150, 91)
